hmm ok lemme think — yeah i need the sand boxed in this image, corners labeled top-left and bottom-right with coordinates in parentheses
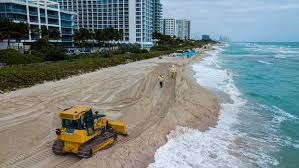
top-left (0, 50), bottom-right (219, 168)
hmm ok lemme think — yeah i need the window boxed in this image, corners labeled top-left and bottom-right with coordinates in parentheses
top-left (62, 119), bottom-right (80, 129)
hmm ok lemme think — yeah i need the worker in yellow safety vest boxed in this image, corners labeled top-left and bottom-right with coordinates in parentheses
top-left (170, 65), bottom-right (177, 78)
top-left (159, 75), bottom-right (165, 88)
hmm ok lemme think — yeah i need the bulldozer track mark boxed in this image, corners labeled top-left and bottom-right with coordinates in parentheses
top-left (0, 147), bottom-right (42, 167)
top-left (55, 158), bottom-right (79, 168)
top-left (116, 78), bottom-right (175, 146)
top-left (0, 141), bottom-right (53, 168)
top-left (12, 149), bottom-right (52, 168)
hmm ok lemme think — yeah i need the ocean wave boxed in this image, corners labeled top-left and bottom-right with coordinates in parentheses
top-left (148, 126), bottom-right (245, 168)
top-left (148, 47), bottom-right (278, 168)
top-left (271, 105), bottom-right (299, 123)
top-left (238, 43), bottom-right (299, 57)
top-left (257, 60), bottom-right (272, 65)
top-left (293, 141), bottom-right (299, 149)
top-left (273, 54), bottom-right (287, 59)
top-left (242, 103), bottom-right (298, 154)
top-left (277, 50), bottom-right (299, 54)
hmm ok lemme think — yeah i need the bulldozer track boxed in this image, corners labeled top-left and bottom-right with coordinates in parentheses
top-left (78, 132), bottom-right (116, 158)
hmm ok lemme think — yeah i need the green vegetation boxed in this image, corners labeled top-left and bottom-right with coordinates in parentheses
top-left (0, 50), bottom-right (175, 92)
top-left (0, 49), bottom-right (43, 65)
top-left (0, 17), bottom-right (29, 49)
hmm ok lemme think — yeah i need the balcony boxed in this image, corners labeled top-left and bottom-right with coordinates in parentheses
top-left (47, 14), bottom-right (59, 19)
top-left (61, 32), bottom-right (73, 35)
top-left (15, 0), bottom-right (26, 3)
top-left (61, 24), bottom-right (73, 28)
top-left (29, 12), bottom-right (38, 16)
top-left (11, 9), bottom-right (27, 15)
top-left (30, 17), bottom-right (38, 23)
top-left (61, 37), bottom-right (73, 42)
top-left (48, 21), bottom-right (59, 25)
top-left (61, 16), bottom-right (72, 21)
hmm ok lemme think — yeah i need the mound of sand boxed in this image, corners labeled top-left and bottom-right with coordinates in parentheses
top-left (0, 53), bottom-right (219, 168)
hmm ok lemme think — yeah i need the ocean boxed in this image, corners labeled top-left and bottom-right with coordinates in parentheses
top-left (148, 42), bottom-right (299, 168)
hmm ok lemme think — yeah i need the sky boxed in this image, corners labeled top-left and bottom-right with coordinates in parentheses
top-left (161, 0), bottom-right (299, 42)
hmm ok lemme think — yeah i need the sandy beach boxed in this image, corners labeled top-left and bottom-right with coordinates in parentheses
top-left (0, 50), bottom-right (219, 168)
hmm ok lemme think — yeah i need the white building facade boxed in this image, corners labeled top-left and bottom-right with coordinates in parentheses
top-left (163, 18), bottom-right (191, 40)
top-left (163, 18), bottom-right (176, 37)
top-left (176, 19), bottom-right (190, 40)
top-left (0, 0), bottom-right (76, 44)
top-left (153, 0), bottom-right (162, 33)
top-left (59, 0), bottom-right (161, 48)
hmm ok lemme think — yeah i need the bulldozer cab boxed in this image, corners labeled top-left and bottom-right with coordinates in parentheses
top-left (60, 106), bottom-right (95, 135)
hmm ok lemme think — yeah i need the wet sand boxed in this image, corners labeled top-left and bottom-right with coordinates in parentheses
top-left (0, 50), bottom-right (219, 168)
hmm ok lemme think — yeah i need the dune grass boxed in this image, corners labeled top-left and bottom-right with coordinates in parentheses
top-left (0, 50), bottom-right (174, 92)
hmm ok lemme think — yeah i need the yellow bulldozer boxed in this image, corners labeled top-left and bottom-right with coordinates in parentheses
top-left (52, 106), bottom-right (127, 158)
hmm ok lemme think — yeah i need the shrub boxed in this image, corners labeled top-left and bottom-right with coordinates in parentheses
top-left (43, 48), bottom-right (66, 61)
top-left (0, 49), bottom-right (43, 65)
top-left (150, 45), bottom-right (174, 51)
top-left (102, 51), bottom-right (113, 58)
top-left (115, 44), bottom-right (148, 54)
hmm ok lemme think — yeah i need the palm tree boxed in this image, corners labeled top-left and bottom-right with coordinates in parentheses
top-left (13, 22), bottom-right (29, 49)
top-left (0, 18), bottom-right (10, 42)
top-left (73, 29), bottom-right (82, 46)
top-left (95, 29), bottom-right (103, 47)
top-left (41, 25), bottom-right (49, 38)
top-left (74, 28), bottom-right (91, 48)
top-left (97, 28), bottom-right (110, 50)
top-left (0, 18), bottom-right (29, 49)
top-left (90, 31), bottom-right (95, 48)
top-left (49, 29), bottom-right (61, 46)
top-left (113, 29), bottom-right (123, 49)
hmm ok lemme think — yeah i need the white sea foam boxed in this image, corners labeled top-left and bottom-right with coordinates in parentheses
top-left (271, 105), bottom-right (299, 124)
top-left (243, 43), bottom-right (299, 58)
top-left (257, 60), bottom-right (272, 65)
top-left (148, 47), bottom-right (278, 168)
top-left (277, 49), bottom-right (299, 54)
top-left (274, 54), bottom-right (286, 59)
top-left (293, 141), bottom-right (299, 149)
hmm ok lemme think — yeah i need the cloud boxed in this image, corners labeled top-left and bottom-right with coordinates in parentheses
top-left (161, 0), bottom-right (299, 41)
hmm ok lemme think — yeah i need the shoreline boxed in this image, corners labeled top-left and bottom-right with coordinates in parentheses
top-left (0, 49), bottom-right (220, 168)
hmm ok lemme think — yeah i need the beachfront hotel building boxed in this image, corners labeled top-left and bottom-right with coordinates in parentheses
top-left (59, 0), bottom-right (163, 48)
top-left (163, 18), bottom-right (176, 37)
top-left (163, 18), bottom-right (191, 40)
top-left (153, 0), bottom-right (162, 33)
top-left (0, 0), bottom-right (76, 45)
top-left (176, 19), bottom-right (190, 40)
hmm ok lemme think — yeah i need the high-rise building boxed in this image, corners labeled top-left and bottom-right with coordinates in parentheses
top-left (59, 0), bottom-right (161, 48)
top-left (163, 18), bottom-right (176, 37)
top-left (0, 0), bottom-right (76, 44)
top-left (202, 34), bottom-right (211, 40)
top-left (153, 0), bottom-right (162, 33)
top-left (176, 19), bottom-right (190, 40)
top-left (162, 18), bottom-right (191, 40)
